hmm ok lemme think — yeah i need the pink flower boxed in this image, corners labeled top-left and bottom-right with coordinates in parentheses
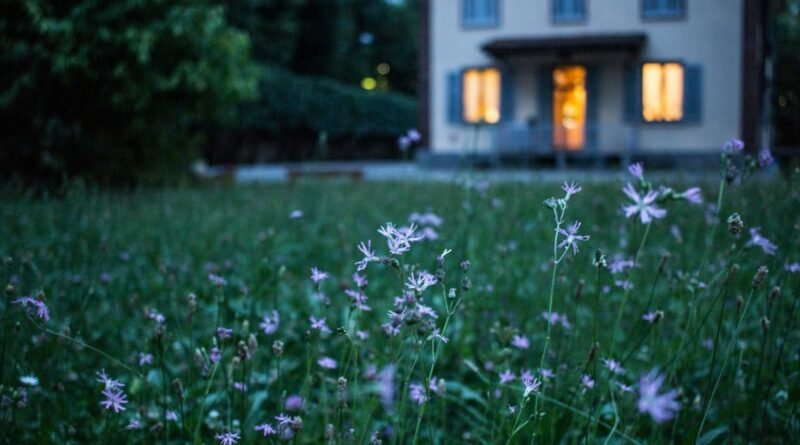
top-left (557, 221), bottom-right (590, 254)
top-left (259, 311), bottom-right (279, 335)
top-left (561, 181), bottom-right (582, 198)
top-left (355, 240), bottom-right (379, 271)
top-left (215, 432), bottom-right (240, 445)
top-left (289, 210), bottom-right (303, 219)
top-left (499, 370), bottom-right (516, 384)
top-left (138, 352), bottom-right (154, 366)
top-left (723, 138), bottom-right (744, 153)
top-left (309, 316), bottom-right (331, 334)
top-left (681, 187), bottom-right (703, 204)
top-left (406, 271), bottom-right (437, 293)
top-left (12, 296), bottom-right (50, 321)
top-left (318, 356), bottom-right (337, 369)
top-left (409, 383), bottom-right (428, 405)
top-left (622, 183), bottom-right (667, 224)
top-left (745, 227), bottom-right (778, 255)
top-left (100, 387), bottom-right (128, 413)
top-left (581, 374), bottom-right (595, 390)
top-left (255, 423), bottom-right (276, 436)
top-left (603, 358), bottom-right (626, 375)
top-left (522, 374), bottom-right (541, 397)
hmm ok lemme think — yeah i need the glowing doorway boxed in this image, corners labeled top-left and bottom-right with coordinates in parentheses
top-left (552, 66), bottom-right (587, 151)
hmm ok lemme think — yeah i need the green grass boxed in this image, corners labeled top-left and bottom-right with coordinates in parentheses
top-left (1, 173), bottom-right (799, 444)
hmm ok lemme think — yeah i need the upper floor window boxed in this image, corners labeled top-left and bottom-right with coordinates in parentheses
top-left (463, 68), bottom-right (501, 123)
top-left (463, 0), bottom-right (499, 28)
top-left (553, 0), bottom-right (586, 23)
top-left (642, 0), bottom-right (685, 19)
top-left (642, 62), bottom-right (684, 122)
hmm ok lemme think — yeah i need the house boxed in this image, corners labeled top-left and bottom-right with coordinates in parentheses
top-left (417, 0), bottom-right (768, 166)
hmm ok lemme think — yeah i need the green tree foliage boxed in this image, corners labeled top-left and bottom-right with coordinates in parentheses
top-left (0, 0), bottom-right (258, 184)
top-left (771, 0), bottom-right (800, 149)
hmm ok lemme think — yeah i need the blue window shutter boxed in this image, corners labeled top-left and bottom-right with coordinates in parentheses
top-left (623, 64), bottom-right (641, 122)
top-left (447, 71), bottom-right (463, 124)
top-left (485, 0), bottom-right (498, 26)
top-left (683, 64), bottom-right (702, 122)
top-left (537, 67), bottom-right (553, 124)
top-left (500, 66), bottom-right (515, 123)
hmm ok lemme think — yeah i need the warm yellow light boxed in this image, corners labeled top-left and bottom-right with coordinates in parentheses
top-left (552, 66), bottom-right (586, 151)
top-left (642, 63), bottom-right (683, 122)
top-left (361, 77), bottom-right (377, 90)
top-left (462, 68), bottom-right (501, 123)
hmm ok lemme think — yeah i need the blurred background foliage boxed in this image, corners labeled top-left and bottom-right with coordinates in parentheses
top-left (0, 0), bottom-right (419, 185)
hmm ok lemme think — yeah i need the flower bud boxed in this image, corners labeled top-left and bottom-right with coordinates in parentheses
top-left (460, 260), bottom-right (471, 272)
top-left (760, 316), bottom-right (770, 333)
top-left (727, 213), bottom-right (744, 236)
top-left (172, 378), bottom-right (184, 401)
top-left (752, 266), bottom-right (768, 289)
top-left (769, 286), bottom-right (781, 307)
top-left (461, 277), bottom-right (471, 291)
top-left (727, 264), bottom-right (740, 282)
top-left (272, 340), bottom-right (284, 357)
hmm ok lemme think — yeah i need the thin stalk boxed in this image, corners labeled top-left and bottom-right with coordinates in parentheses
top-left (609, 222), bottom-right (651, 357)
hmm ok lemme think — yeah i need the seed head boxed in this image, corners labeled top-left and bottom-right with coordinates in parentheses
top-left (769, 286), bottom-right (781, 307)
top-left (272, 340), bottom-right (284, 357)
top-left (460, 260), bottom-right (471, 272)
top-left (760, 316), bottom-right (770, 333)
top-left (752, 266), bottom-right (768, 289)
top-left (727, 213), bottom-right (744, 237)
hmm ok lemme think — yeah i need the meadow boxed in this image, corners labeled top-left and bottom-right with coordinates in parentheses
top-left (1, 151), bottom-right (799, 444)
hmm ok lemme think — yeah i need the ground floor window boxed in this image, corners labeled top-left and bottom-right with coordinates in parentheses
top-left (462, 67), bottom-right (501, 124)
top-left (642, 62), bottom-right (684, 122)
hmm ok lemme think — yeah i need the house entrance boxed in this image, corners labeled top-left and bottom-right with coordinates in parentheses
top-left (552, 66), bottom-right (587, 151)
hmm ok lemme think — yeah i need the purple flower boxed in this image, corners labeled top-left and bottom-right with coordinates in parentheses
top-left (522, 374), bottom-right (541, 397)
top-left (96, 369), bottom-right (125, 390)
top-left (12, 296), bottom-right (50, 321)
top-left (345, 289), bottom-right (372, 312)
top-left (642, 312), bottom-right (659, 323)
top-left (609, 258), bottom-right (635, 274)
top-left (511, 335), bottom-right (529, 350)
top-left (628, 162), bottom-right (644, 180)
top-left (284, 395), bottom-right (304, 412)
top-left (746, 227), bottom-right (777, 255)
top-left (166, 410), bottom-right (179, 421)
top-left (397, 135), bottom-right (411, 151)
top-left (602, 358), bottom-right (626, 375)
top-left (405, 271), bottom-right (437, 293)
top-left (318, 356), bottom-right (337, 369)
top-left (215, 432), bottom-right (240, 445)
top-left (409, 383), bottom-right (428, 405)
top-left (758, 147), bottom-right (774, 167)
top-left (540, 368), bottom-right (555, 380)
top-left (378, 222), bottom-right (424, 256)
top-left (259, 310), bottom-right (279, 335)
top-left (353, 272), bottom-right (368, 288)
top-left (581, 374), bottom-right (595, 390)
top-left (100, 387), bottom-right (128, 413)
top-left (407, 129), bottom-right (422, 142)
top-left (557, 221), bottom-right (590, 254)
top-left (785, 263), bottom-right (800, 273)
top-left (126, 419), bottom-right (142, 430)
top-left (723, 138), bottom-right (744, 153)
top-left (208, 274), bottom-right (227, 286)
top-left (217, 327), bottom-right (233, 339)
top-left (233, 382), bottom-right (247, 392)
top-left (681, 187), bottom-right (703, 205)
top-left (415, 303), bottom-right (438, 319)
top-left (541, 312), bottom-right (571, 329)
top-left (310, 267), bottom-right (329, 283)
top-left (561, 181), bottom-right (582, 198)
top-left (255, 423), bottom-right (276, 436)
top-left (377, 365), bottom-right (397, 412)
top-left (427, 328), bottom-right (449, 343)
top-left (499, 370), bottom-right (516, 384)
top-left (138, 352), bottom-right (154, 366)
top-left (637, 370), bottom-right (680, 423)
top-left (616, 382), bottom-right (634, 392)
top-left (209, 346), bottom-right (221, 365)
top-left (355, 240), bottom-right (380, 271)
top-left (275, 413), bottom-right (291, 426)
top-left (309, 316), bottom-right (331, 334)
top-left (289, 209), bottom-right (303, 219)
top-left (622, 183), bottom-right (667, 224)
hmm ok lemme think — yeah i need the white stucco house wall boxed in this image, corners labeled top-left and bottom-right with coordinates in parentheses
top-left (417, 0), bottom-right (768, 164)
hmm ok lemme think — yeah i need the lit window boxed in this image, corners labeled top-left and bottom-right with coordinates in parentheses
top-left (462, 68), bottom-right (501, 124)
top-left (642, 63), bottom-right (684, 122)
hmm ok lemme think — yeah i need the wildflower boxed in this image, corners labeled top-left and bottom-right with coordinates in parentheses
top-left (541, 312), bottom-right (571, 329)
top-left (126, 419), bottom-right (142, 430)
top-left (557, 221), bottom-right (590, 254)
top-left (259, 311), bottom-right (280, 335)
top-left (96, 369), bottom-right (125, 390)
top-left (310, 267), bottom-right (329, 283)
top-left (622, 183), bottom-right (667, 224)
top-left (415, 303), bottom-right (439, 319)
top-left (309, 316), bottom-right (331, 334)
top-left (345, 289), bottom-right (372, 312)
top-left (615, 280), bottom-right (634, 291)
top-left (318, 357), bottom-right (337, 369)
top-left (616, 382), bottom-right (634, 392)
top-left (407, 129), bottom-right (422, 143)
top-left (217, 327), bottom-right (233, 339)
top-left (378, 222), bottom-right (424, 255)
top-left (397, 136), bottom-right (411, 151)
top-left (785, 263), bottom-right (800, 273)
top-left (166, 410), bottom-right (179, 421)
top-left (562, 181), bottom-right (582, 198)
top-left (209, 346), bottom-right (221, 364)
top-left (499, 370), bottom-right (516, 384)
top-left (355, 240), bottom-right (380, 271)
top-left (233, 382), bottom-right (247, 392)
top-left (12, 296), bottom-right (50, 321)
top-left (100, 387), bottom-right (128, 413)
top-left (208, 274), bottom-right (227, 286)
top-left (427, 328), bottom-right (449, 344)
top-left (522, 374), bottom-right (542, 397)
top-left (19, 375), bottom-right (38, 386)
top-left (581, 374), bottom-right (595, 390)
top-left (681, 187), bottom-right (703, 204)
top-left (642, 311), bottom-right (663, 324)
top-left (437, 248), bottom-right (453, 265)
top-left (511, 335), bottom-right (529, 350)
top-left (758, 147), bottom-right (774, 167)
top-left (285, 396), bottom-right (304, 412)
top-left (255, 423), bottom-right (277, 437)
top-left (138, 352), bottom-right (154, 366)
top-left (215, 432), bottom-right (240, 445)
top-left (539, 368), bottom-right (555, 380)
top-left (406, 271), bottom-right (437, 293)
top-left (628, 162), bottom-right (644, 180)
top-left (353, 272), bottom-right (368, 288)
top-left (723, 138), bottom-right (744, 153)
top-left (608, 258), bottom-right (635, 274)
top-left (289, 210), bottom-right (303, 219)
top-left (409, 383), bottom-right (428, 405)
top-left (603, 358), bottom-right (626, 375)
top-left (637, 370), bottom-right (680, 423)
top-left (745, 227), bottom-right (778, 255)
